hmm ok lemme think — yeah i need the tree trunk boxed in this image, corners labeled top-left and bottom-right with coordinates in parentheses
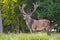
top-left (0, 10), bottom-right (3, 34)
top-left (16, 16), bottom-right (19, 33)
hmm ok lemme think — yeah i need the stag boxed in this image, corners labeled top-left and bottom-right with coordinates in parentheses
top-left (19, 2), bottom-right (50, 34)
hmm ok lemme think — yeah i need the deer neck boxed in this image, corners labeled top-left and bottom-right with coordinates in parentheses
top-left (26, 17), bottom-right (33, 27)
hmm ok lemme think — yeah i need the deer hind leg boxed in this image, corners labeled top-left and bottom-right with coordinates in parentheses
top-left (45, 26), bottom-right (51, 35)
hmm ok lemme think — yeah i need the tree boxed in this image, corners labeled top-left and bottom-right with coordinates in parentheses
top-left (0, 5), bottom-right (3, 34)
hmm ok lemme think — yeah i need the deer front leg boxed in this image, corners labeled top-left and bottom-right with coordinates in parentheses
top-left (27, 26), bottom-right (32, 33)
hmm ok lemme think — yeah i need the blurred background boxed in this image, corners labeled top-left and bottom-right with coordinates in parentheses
top-left (0, 0), bottom-right (60, 33)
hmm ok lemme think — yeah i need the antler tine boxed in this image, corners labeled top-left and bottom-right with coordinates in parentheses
top-left (30, 2), bottom-right (38, 15)
top-left (19, 4), bottom-right (26, 14)
top-left (19, 5), bottom-right (22, 13)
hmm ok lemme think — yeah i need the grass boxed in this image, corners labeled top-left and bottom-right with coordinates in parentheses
top-left (0, 32), bottom-right (60, 40)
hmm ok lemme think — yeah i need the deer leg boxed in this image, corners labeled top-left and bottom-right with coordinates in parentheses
top-left (27, 26), bottom-right (32, 33)
top-left (45, 27), bottom-right (51, 35)
top-left (31, 26), bottom-right (37, 33)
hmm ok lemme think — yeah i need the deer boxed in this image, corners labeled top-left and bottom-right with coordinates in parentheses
top-left (19, 2), bottom-right (51, 35)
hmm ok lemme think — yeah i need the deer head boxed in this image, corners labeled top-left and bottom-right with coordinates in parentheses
top-left (19, 2), bottom-right (38, 20)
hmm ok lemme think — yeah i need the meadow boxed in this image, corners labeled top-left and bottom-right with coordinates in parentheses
top-left (0, 32), bottom-right (60, 40)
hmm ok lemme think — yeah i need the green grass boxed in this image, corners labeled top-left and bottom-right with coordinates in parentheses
top-left (0, 32), bottom-right (60, 40)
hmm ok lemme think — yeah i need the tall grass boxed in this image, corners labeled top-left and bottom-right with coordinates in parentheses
top-left (0, 33), bottom-right (60, 40)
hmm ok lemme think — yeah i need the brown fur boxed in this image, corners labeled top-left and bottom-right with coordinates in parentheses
top-left (31, 19), bottom-right (50, 32)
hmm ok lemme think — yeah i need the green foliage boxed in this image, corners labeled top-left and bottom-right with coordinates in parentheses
top-left (0, 0), bottom-right (60, 33)
top-left (36, 0), bottom-right (60, 27)
top-left (1, 0), bottom-right (18, 32)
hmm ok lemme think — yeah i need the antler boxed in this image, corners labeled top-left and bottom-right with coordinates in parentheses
top-left (19, 4), bottom-right (26, 14)
top-left (30, 2), bottom-right (39, 15)
top-left (19, 2), bottom-right (38, 15)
